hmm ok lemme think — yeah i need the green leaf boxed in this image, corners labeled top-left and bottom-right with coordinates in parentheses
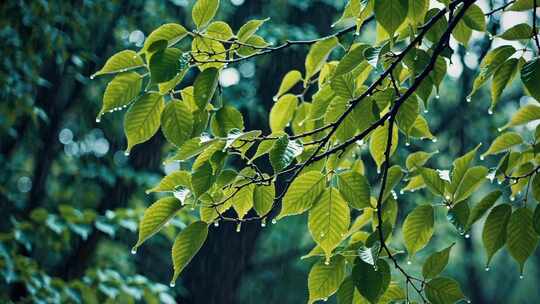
top-left (336, 171), bottom-right (371, 210)
top-left (470, 45), bottom-right (516, 97)
top-left (305, 37), bottom-right (339, 81)
top-left (308, 188), bottom-right (350, 260)
top-left (409, 115), bottom-right (434, 139)
top-left (422, 244), bottom-right (454, 280)
top-left (533, 204), bottom-right (540, 235)
top-left (92, 50), bottom-right (144, 77)
top-left (447, 144), bottom-right (480, 195)
top-left (98, 72), bottom-right (142, 119)
top-left (507, 207), bottom-right (539, 273)
top-left (237, 18), bottom-right (268, 42)
top-left (192, 0), bottom-right (219, 29)
top-left (149, 48), bottom-right (182, 84)
top-left (275, 70), bottom-right (302, 99)
top-left (447, 201), bottom-right (470, 233)
top-left (269, 94), bottom-right (297, 132)
top-left (173, 137), bottom-right (218, 161)
top-left (453, 166), bottom-right (488, 203)
top-left (406, 151), bottom-right (437, 172)
top-left (333, 0), bottom-right (362, 28)
top-left (369, 122), bottom-right (399, 170)
top-left (334, 44), bottom-right (369, 76)
top-left (467, 190), bottom-right (502, 228)
top-left (452, 20), bottom-right (472, 45)
top-left (206, 21), bottom-right (233, 40)
top-left (269, 135), bottom-right (303, 173)
top-left (498, 23), bottom-right (533, 40)
top-left (403, 204), bottom-right (434, 257)
top-left (462, 4), bottom-right (485, 31)
top-left (253, 183), bottom-right (275, 217)
top-left (509, 0), bottom-right (540, 10)
top-left (194, 67), bottom-right (219, 110)
top-left (336, 276), bottom-right (363, 304)
top-left (408, 0), bottom-right (429, 25)
top-left (396, 95), bottom-right (420, 135)
top-left (352, 259), bottom-right (390, 304)
top-left (491, 58), bottom-right (519, 109)
top-left (191, 36), bottom-right (226, 70)
top-left (374, 0), bottom-right (408, 37)
top-left (161, 100), bottom-right (193, 147)
top-left (482, 132), bottom-right (523, 157)
top-left (191, 162), bottom-right (214, 197)
top-left (308, 256), bottom-right (346, 304)
top-left (381, 165), bottom-right (404, 201)
top-left (171, 221), bottom-right (208, 284)
top-left (231, 184), bottom-right (255, 219)
top-left (505, 104), bottom-right (540, 129)
top-left (420, 168), bottom-right (446, 197)
top-left (425, 277), bottom-right (465, 304)
top-left (210, 105), bottom-right (244, 137)
top-left (533, 174), bottom-right (540, 203)
top-left (146, 171), bottom-right (191, 193)
top-left (278, 171), bottom-right (326, 219)
top-left (143, 23), bottom-right (188, 52)
top-left (124, 93), bottom-right (165, 153)
top-left (133, 197), bottom-right (182, 251)
top-left (521, 57), bottom-right (540, 101)
top-left (379, 282), bottom-right (406, 304)
top-left (482, 204), bottom-right (511, 266)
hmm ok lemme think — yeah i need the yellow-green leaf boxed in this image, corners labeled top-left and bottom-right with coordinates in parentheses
top-left (374, 0), bottom-right (408, 37)
top-left (507, 207), bottom-right (539, 273)
top-left (194, 67), bottom-right (219, 110)
top-left (92, 50), bottom-right (144, 77)
top-left (403, 204), bottom-right (434, 257)
top-left (308, 256), bottom-right (346, 304)
top-left (124, 92), bottom-right (165, 153)
top-left (98, 72), bottom-right (142, 119)
top-left (146, 171), bottom-right (191, 193)
top-left (278, 171), bottom-right (326, 219)
top-left (305, 37), bottom-right (338, 81)
top-left (422, 244), bottom-right (454, 280)
top-left (503, 104), bottom-right (540, 128)
top-left (161, 100), bottom-right (193, 147)
top-left (170, 221), bottom-right (208, 284)
top-left (482, 204), bottom-right (511, 266)
top-left (133, 197), bottom-right (182, 251)
top-left (336, 171), bottom-right (371, 210)
top-left (498, 23), bottom-right (533, 40)
top-left (253, 183), bottom-right (275, 217)
top-left (482, 132), bottom-right (523, 157)
top-left (269, 94), bottom-right (297, 132)
top-left (143, 23), bottom-right (188, 52)
top-left (274, 70), bottom-right (302, 100)
top-left (425, 277), bottom-right (465, 304)
top-left (192, 0), bottom-right (220, 29)
top-left (369, 122), bottom-right (398, 170)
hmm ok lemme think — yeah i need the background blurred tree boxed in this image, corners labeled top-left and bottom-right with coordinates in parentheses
top-left (1, 0), bottom-right (540, 303)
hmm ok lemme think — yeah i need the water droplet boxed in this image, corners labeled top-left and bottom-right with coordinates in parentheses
top-left (465, 233), bottom-right (470, 239)
top-left (271, 218), bottom-right (277, 225)
top-left (272, 95), bottom-right (278, 101)
top-left (124, 151), bottom-right (130, 156)
top-left (497, 127), bottom-right (503, 132)
top-left (488, 109), bottom-right (493, 115)
top-left (405, 141), bottom-right (410, 146)
top-left (407, 260), bottom-right (412, 265)
top-left (213, 221), bottom-right (220, 227)
top-left (435, 95), bottom-right (440, 99)
top-left (497, 180), bottom-right (503, 185)
top-left (446, 205), bottom-right (451, 210)
top-left (432, 138), bottom-right (438, 143)
top-left (485, 266), bottom-right (490, 272)
top-left (424, 109), bottom-right (429, 114)
top-left (445, 195), bottom-right (451, 200)
top-left (519, 275), bottom-right (524, 280)
top-left (322, 298), bottom-right (328, 302)
top-left (90, 74), bottom-right (96, 80)
top-left (399, 190), bottom-right (404, 195)
top-left (261, 218), bottom-right (267, 227)
top-left (467, 300), bottom-right (472, 304)
top-left (466, 96), bottom-right (472, 103)
top-left (480, 155), bottom-right (485, 161)
top-left (236, 223), bottom-right (242, 233)
top-left (320, 232), bottom-right (325, 237)
top-left (169, 281), bottom-right (176, 288)
top-left (95, 118), bottom-right (101, 123)
top-left (131, 247), bottom-right (137, 255)
top-left (377, 168), bottom-right (381, 174)
top-left (510, 196), bottom-right (515, 202)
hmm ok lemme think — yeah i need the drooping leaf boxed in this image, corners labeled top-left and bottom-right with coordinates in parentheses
top-left (98, 72), bottom-right (142, 119)
top-left (462, 4), bottom-right (485, 31)
top-left (491, 58), bottom-right (519, 109)
top-left (503, 104), bottom-right (540, 128)
top-left (403, 204), bottom-right (434, 257)
top-left (308, 188), bottom-right (351, 260)
top-left (192, 0), bottom-right (220, 29)
top-left (352, 258), bottom-right (390, 304)
top-left (374, 0), bottom-right (408, 37)
top-left (470, 45), bottom-right (516, 97)
top-left (369, 122), bottom-right (399, 170)
top-left (506, 207), bottom-right (539, 273)
top-left (425, 277), bottom-right (466, 304)
top-left (191, 162), bottom-right (214, 197)
top-left (278, 171), bottom-right (326, 219)
top-left (453, 166), bottom-right (488, 203)
top-left (447, 144), bottom-right (480, 195)
top-left (93, 50), bottom-right (144, 77)
top-left (482, 204), bottom-right (511, 266)
top-left (133, 197), bottom-right (182, 250)
top-left (336, 171), bottom-right (371, 210)
top-left (447, 201), bottom-right (470, 234)
top-left (171, 221), bottom-right (208, 284)
top-left (520, 57), bottom-right (540, 101)
top-left (422, 244), bottom-right (454, 280)
top-left (231, 184), bottom-right (255, 219)
top-left (124, 93), bottom-right (165, 153)
top-left (161, 100), bottom-right (193, 147)
top-left (206, 21), bottom-right (234, 40)
top-left (308, 256), bottom-right (346, 304)
top-left (467, 190), bottom-right (502, 228)
top-left (253, 183), bottom-right (275, 217)
top-left (194, 67), bottom-right (219, 110)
